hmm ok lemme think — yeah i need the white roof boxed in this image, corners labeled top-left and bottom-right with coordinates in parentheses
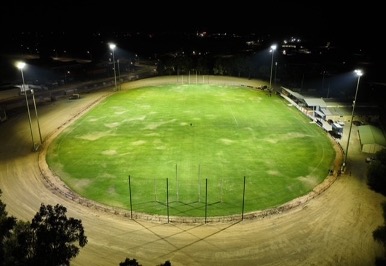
top-left (303, 98), bottom-right (327, 108)
top-left (282, 88), bottom-right (304, 100)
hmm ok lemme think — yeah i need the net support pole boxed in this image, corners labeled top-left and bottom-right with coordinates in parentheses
top-left (128, 175), bottom-right (133, 219)
top-left (242, 176), bottom-right (246, 221)
top-left (166, 178), bottom-right (169, 223)
top-left (176, 163), bottom-right (179, 201)
top-left (154, 177), bottom-right (157, 202)
top-left (205, 178), bottom-right (208, 224)
top-left (198, 164), bottom-right (201, 202)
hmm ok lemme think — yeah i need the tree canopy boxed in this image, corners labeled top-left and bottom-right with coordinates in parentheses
top-left (0, 190), bottom-right (17, 265)
top-left (0, 190), bottom-right (87, 266)
top-left (368, 149), bottom-right (386, 265)
top-left (367, 149), bottom-right (386, 195)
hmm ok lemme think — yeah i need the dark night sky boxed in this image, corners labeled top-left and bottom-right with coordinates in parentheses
top-left (0, 1), bottom-right (380, 42)
top-left (0, 1), bottom-right (384, 65)
top-left (0, 1), bottom-right (385, 100)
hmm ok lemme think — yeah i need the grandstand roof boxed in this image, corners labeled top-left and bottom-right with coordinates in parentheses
top-left (303, 98), bottom-right (327, 108)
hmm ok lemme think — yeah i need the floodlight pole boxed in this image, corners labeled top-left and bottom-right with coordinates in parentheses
top-left (31, 89), bottom-right (43, 144)
top-left (117, 59), bottom-right (121, 90)
top-left (109, 43), bottom-right (117, 91)
top-left (269, 44), bottom-right (277, 90)
top-left (344, 69), bottom-right (363, 167)
top-left (17, 62), bottom-right (35, 151)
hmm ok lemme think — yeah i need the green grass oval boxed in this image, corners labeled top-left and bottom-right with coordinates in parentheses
top-left (47, 84), bottom-right (335, 217)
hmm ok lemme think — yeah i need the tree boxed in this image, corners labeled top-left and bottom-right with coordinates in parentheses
top-left (369, 150), bottom-right (386, 265)
top-left (3, 221), bottom-right (33, 266)
top-left (0, 191), bottom-right (87, 266)
top-left (157, 260), bottom-right (172, 266)
top-left (373, 201), bottom-right (386, 265)
top-left (367, 149), bottom-right (386, 195)
top-left (27, 203), bottom-right (88, 266)
top-left (0, 190), bottom-right (17, 266)
top-left (119, 258), bottom-right (142, 266)
top-left (118, 258), bottom-right (172, 266)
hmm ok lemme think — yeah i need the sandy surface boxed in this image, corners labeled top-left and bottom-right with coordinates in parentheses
top-left (0, 77), bottom-right (385, 266)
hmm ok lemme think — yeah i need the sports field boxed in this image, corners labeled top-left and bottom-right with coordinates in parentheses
top-left (46, 83), bottom-right (335, 217)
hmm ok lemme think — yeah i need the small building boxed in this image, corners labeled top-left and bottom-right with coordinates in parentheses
top-left (280, 87), bottom-right (380, 124)
top-left (358, 125), bottom-right (386, 154)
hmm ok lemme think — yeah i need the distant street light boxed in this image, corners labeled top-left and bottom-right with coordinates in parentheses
top-left (269, 44), bottom-right (277, 90)
top-left (16, 61), bottom-right (35, 151)
top-left (64, 70), bottom-right (70, 84)
top-left (109, 43), bottom-right (117, 91)
top-left (344, 69), bottom-right (364, 166)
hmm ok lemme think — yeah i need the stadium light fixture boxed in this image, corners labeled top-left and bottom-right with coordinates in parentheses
top-left (16, 61), bottom-right (35, 151)
top-left (109, 43), bottom-right (117, 91)
top-left (344, 69), bottom-right (363, 167)
top-left (269, 44), bottom-right (277, 90)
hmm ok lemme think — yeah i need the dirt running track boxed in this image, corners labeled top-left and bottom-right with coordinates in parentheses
top-left (0, 76), bottom-right (385, 266)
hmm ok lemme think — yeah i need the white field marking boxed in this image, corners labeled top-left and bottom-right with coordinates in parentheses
top-left (102, 150), bottom-right (117, 155)
top-left (71, 178), bottom-right (93, 190)
top-left (219, 138), bottom-right (235, 145)
top-left (132, 140), bottom-right (146, 146)
top-left (105, 122), bottom-right (120, 128)
top-left (229, 107), bottom-right (239, 126)
top-left (79, 131), bottom-right (111, 141)
top-left (127, 115), bottom-right (146, 121)
top-left (143, 119), bottom-right (176, 130)
top-left (266, 169), bottom-right (281, 176)
top-left (297, 175), bottom-right (319, 190)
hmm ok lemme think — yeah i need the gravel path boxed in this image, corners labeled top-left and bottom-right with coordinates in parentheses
top-left (0, 77), bottom-right (384, 266)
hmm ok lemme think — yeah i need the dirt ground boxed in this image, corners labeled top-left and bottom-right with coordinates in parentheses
top-left (0, 77), bottom-right (385, 266)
